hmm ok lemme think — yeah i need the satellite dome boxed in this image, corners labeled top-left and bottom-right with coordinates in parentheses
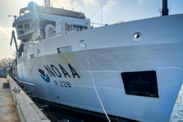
top-left (28, 2), bottom-right (38, 12)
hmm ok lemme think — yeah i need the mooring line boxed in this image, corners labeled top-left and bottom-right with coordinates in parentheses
top-left (84, 46), bottom-right (111, 122)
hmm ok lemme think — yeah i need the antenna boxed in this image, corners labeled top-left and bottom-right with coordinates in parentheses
top-left (45, 0), bottom-right (51, 6)
top-left (101, 0), bottom-right (102, 26)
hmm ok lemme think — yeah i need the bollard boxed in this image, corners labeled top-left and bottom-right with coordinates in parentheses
top-left (12, 85), bottom-right (20, 93)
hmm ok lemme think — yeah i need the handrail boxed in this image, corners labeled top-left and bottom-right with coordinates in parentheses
top-left (91, 22), bottom-right (105, 25)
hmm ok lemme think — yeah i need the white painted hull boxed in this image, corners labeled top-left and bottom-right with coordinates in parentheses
top-left (17, 42), bottom-right (183, 122)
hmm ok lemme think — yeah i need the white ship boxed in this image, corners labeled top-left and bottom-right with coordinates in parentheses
top-left (10, 0), bottom-right (183, 122)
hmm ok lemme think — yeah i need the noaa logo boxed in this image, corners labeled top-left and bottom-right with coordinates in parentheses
top-left (39, 64), bottom-right (80, 83)
top-left (38, 69), bottom-right (50, 83)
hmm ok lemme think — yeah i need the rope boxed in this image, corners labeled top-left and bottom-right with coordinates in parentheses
top-left (84, 46), bottom-right (111, 122)
top-left (157, 0), bottom-right (162, 15)
top-left (169, 0), bottom-right (171, 14)
top-left (23, 52), bottom-right (39, 82)
top-left (90, 0), bottom-right (108, 20)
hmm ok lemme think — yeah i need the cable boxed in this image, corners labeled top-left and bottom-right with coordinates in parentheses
top-left (157, 0), bottom-right (160, 9)
top-left (23, 52), bottom-right (39, 82)
top-left (169, 0), bottom-right (171, 14)
top-left (90, 0), bottom-right (108, 20)
top-left (157, 0), bottom-right (161, 15)
top-left (101, 0), bottom-right (102, 26)
top-left (84, 46), bottom-right (111, 122)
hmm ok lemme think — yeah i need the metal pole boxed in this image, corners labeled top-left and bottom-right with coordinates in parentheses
top-left (162, 0), bottom-right (169, 16)
top-left (101, 0), bottom-right (102, 27)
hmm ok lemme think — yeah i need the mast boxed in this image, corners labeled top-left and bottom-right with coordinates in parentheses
top-left (44, 0), bottom-right (50, 6)
top-left (162, 0), bottom-right (169, 16)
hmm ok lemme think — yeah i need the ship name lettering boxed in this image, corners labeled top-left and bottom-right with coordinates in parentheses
top-left (43, 64), bottom-right (80, 79)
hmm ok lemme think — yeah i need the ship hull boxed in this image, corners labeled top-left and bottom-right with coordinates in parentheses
top-left (17, 42), bottom-right (183, 122)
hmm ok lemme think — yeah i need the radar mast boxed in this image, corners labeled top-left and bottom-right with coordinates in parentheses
top-left (44, 0), bottom-right (50, 6)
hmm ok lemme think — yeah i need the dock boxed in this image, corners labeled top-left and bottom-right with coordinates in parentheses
top-left (0, 78), bottom-right (20, 122)
top-left (0, 76), bottom-right (51, 122)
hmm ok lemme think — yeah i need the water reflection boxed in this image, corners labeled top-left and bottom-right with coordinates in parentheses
top-left (170, 84), bottom-right (183, 122)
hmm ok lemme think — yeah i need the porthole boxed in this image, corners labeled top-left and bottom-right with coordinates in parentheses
top-left (79, 40), bottom-right (86, 48)
top-left (132, 32), bottom-right (143, 42)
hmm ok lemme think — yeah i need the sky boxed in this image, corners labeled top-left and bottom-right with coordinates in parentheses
top-left (0, 0), bottom-right (183, 60)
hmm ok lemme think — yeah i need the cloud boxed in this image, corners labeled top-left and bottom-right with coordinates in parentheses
top-left (103, 0), bottom-right (117, 12)
top-left (82, 0), bottom-right (96, 5)
top-left (0, 26), bottom-right (13, 39)
top-left (51, 0), bottom-right (81, 11)
top-left (73, 1), bottom-right (80, 10)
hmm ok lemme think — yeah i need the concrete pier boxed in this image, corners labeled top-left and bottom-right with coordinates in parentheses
top-left (7, 75), bottom-right (50, 122)
top-left (0, 78), bottom-right (20, 122)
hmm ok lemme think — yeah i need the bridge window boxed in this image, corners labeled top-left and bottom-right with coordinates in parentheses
top-left (121, 70), bottom-right (159, 98)
top-left (17, 25), bottom-right (23, 30)
top-left (17, 25), bottom-right (23, 34)
top-left (24, 24), bottom-right (30, 30)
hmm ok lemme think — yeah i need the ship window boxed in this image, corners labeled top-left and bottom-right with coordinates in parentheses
top-left (24, 24), bottom-right (30, 30)
top-left (121, 70), bottom-right (159, 98)
top-left (17, 25), bottom-right (23, 30)
top-left (57, 46), bottom-right (73, 54)
top-left (73, 26), bottom-right (81, 31)
top-left (17, 25), bottom-right (24, 34)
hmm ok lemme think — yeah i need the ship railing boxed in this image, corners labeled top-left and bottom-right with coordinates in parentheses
top-left (90, 22), bottom-right (106, 28)
top-left (26, 22), bottom-right (105, 42)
